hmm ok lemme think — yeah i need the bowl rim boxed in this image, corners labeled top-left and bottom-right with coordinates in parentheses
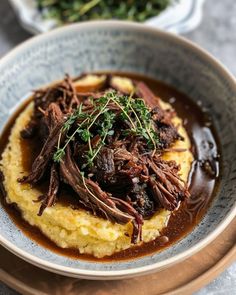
top-left (0, 20), bottom-right (236, 279)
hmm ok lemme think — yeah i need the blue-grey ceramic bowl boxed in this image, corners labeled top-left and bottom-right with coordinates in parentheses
top-left (0, 21), bottom-right (235, 279)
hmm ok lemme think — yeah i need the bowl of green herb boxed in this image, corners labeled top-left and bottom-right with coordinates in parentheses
top-left (37, 0), bottom-right (172, 23)
top-left (9, 0), bottom-right (205, 34)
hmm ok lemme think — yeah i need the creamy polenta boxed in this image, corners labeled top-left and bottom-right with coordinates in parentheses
top-left (1, 97), bottom-right (193, 258)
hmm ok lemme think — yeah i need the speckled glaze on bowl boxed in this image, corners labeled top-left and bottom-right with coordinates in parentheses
top-left (0, 21), bottom-right (235, 280)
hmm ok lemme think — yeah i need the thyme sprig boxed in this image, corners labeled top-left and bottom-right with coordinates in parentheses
top-left (133, 98), bottom-right (158, 155)
top-left (53, 92), bottom-right (114, 164)
top-left (53, 91), bottom-right (159, 166)
top-left (53, 103), bottom-right (90, 162)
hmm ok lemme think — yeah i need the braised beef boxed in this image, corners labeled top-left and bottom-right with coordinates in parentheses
top-left (136, 81), bottom-right (159, 108)
top-left (18, 104), bottom-right (65, 184)
top-left (158, 124), bottom-right (183, 149)
top-left (37, 163), bottom-right (59, 216)
top-left (96, 147), bottom-right (115, 180)
top-left (59, 146), bottom-right (142, 242)
top-left (129, 183), bottom-right (156, 218)
top-left (18, 74), bottom-right (191, 243)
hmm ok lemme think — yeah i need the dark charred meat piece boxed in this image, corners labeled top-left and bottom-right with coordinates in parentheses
top-left (151, 106), bottom-right (174, 124)
top-left (17, 74), bottom-right (191, 244)
top-left (129, 184), bottom-right (156, 219)
top-left (100, 171), bottom-right (134, 196)
top-left (153, 107), bottom-right (183, 149)
top-left (96, 149), bottom-right (134, 194)
top-left (158, 125), bottom-right (183, 149)
top-left (96, 148), bottom-right (141, 195)
top-left (96, 147), bottom-right (115, 181)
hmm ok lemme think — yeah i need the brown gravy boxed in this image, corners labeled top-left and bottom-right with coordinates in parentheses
top-left (0, 72), bottom-right (220, 262)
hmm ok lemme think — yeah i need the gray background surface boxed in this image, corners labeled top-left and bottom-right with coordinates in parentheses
top-left (0, 0), bottom-right (235, 294)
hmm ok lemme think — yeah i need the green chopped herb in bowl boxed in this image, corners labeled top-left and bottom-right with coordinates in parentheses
top-left (37, 0), bottom-right (173, 24)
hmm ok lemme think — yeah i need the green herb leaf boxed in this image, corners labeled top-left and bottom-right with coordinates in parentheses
top-left (53, 90), bottom-right (159, 165)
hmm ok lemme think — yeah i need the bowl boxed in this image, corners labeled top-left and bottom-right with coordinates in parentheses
top-left (0, 21), bottom-right (235, 279)
top-left (9, 0), bottom-right (205, 34)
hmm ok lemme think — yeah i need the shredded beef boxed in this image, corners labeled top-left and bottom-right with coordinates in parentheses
top-left (37, 163), bottom-right (59, 216)
top-left (18, 74), bottom-right (191, 243)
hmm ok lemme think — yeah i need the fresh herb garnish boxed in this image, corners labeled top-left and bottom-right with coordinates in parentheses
top-left (133, 98), bottom-right (159, 154)
top-left (53, 91), bottom-right (159, 166)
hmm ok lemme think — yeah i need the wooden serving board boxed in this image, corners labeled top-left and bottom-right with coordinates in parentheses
top-left (0, 218), bottom-right (235, 295)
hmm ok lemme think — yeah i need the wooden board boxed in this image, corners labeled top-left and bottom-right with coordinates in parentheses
top-left (0, 218), bottom-right (235, 295)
